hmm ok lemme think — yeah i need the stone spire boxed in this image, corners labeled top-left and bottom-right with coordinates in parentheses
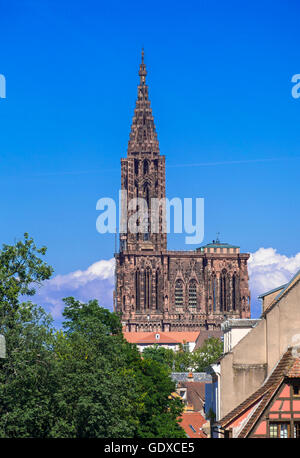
top-left (127, 49), bottom-right (160, 156)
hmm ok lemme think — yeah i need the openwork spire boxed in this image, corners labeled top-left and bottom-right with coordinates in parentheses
top-left (127, 49), bottom-right (160, 156)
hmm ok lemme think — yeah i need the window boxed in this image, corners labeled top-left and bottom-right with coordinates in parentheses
top-left (143, 160), bottom-right (149, 175)
top-left (135, 270), bottom-right (140, 310)
top-left (269, 422), bottom-right (290, 438)
top-left (144, 269), bottom-right (151, 309)
top-left (144, 183), bottom-right (150, 206)
top-left (294, 422), bottom-right (300, 438)
top-left (188, 281), bottom-right (197, 309)
top-left (134, 159), bottom-right (139, 175)
top-left (220, 269), bottom-right (227, 312)
top-left (183, 343), bottom-right (190, 352)
top-left (155, 270), bottom-right (160, 310)
top-left (293, 384), bottom-right (300, 396)
top-left (232, 274), bottom-right (236, 311)
top-left (212, 275), bottom-right (216, 312)
top-left (175, 280), bottom-right (183, 309)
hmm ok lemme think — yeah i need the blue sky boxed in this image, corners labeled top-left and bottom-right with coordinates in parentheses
top-left (0, 0), bottom-right (300, 325)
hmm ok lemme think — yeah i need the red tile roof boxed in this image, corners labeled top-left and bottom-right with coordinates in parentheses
top-left (179, 412), bottom-right (207, 438)
top-left (178, 381), bottom-right (206, 412)
top-left (123, 331), bottom-right (200, 345)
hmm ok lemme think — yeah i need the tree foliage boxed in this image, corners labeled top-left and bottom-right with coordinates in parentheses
top-left (192, 337), bottom-right (223, 372)
top-left (143, 338), bottom-right (223, 373)
top-left (0, 234), bottom-right (185, 438)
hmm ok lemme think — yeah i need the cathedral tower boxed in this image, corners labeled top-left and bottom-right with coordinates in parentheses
top-left (114, 52), bottom-right (251, 332)
top-left (120, 49), bottom-right (167, 253)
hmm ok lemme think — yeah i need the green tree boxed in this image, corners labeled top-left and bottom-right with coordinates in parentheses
top-left (134, 358), bottom-right (185, 438)
top-left (50, 297), bottom-right (143, 437)
top-left (0, 234), bottom-right (56, 437)
top-left (142, 344), bottom-right (175, 371)
top-left (173, 343), bottom-right (193, 372)
top-left (0, 232), bottom-right (53, 330)
top-left (192, 337), bottom-right (223, 372)
top-left (0, 234), bottom-right (186, 438)
top-left (53, 297), bottom-right (185, 438)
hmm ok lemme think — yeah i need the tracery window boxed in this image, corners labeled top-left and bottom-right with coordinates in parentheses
top-left (144, 268), bottom-right (151, 309)
top-left (134, 159), bottom-right (139, 175)
top-left (188, 281), bottom-right (197, 309)
top-left (155, 270), bottom-right (160, 310)
top-left (232, 273), bottom-right (237, 311)
top-left (175, 280), bottom-right (184, 309)
top-left (135, 270), bottom-right (140, 310)
top-left (220, 269), bottom-right (227, 312)
top-left (143, 159), bottom-right (149, 175)
top-left (212, 275), bottom-right (217, 312)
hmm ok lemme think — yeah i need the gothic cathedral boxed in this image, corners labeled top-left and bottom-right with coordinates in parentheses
top-left (114, 51), bottom-right (251, 332)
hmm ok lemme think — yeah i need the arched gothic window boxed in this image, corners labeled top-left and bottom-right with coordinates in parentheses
top-left (175, 280), bottom-right (184, 309)
top-left (135, 159), bottom-right (139, 175)
top-left (220, 269), bottom-right (227, 312)
top-left (143, 183), bottom-right (150, 206)
top-left (155, 270), bottom-right (160, 310)
top-left (188, 280), bottom-right (197, 309)
top-left (143, 159), bottom-right (149, 175)
top-left (232, 273), bottom-right (238, 311)
top-left (144, 268), bottom-right (151, 309)
top-left (212, 275), bottom-right (217, 312)
top-left (135, 270), bottom-right (140, 310)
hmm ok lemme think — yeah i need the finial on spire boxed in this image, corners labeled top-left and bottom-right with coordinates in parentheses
top-left (139, 47), bottom-right (147, 84)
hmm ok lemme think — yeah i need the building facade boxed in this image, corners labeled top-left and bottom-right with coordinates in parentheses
top-left (114, 51), bottom-right (251, 332)
top-left (215, 269), bottom-right (300, 423)
top-left (219, 347), bottom-right (300, 438)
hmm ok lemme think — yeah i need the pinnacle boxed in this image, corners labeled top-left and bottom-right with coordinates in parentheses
top-left (127, 51), bottom-right (160, 156)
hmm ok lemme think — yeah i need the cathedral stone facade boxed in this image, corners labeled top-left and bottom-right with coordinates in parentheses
top-left (114, 51), bottom-right (251, 332)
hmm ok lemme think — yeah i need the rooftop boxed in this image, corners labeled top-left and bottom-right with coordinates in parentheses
top-left (221, 319), bottom-right (260, 332)
top-left (261, 269), bottom-right (300, 317)
top-left (123, 331), bottom-right (200, 345)
top-left (258, 283), bottom-right (287, 299)
top-left (196, 237), bottom-right (240, 252)
top-left (179, 411), bottom-right (208, 438)
top-left (171, 372), bottom-right (212, 383)
top-left (219, 346), bottom-right (300, 437)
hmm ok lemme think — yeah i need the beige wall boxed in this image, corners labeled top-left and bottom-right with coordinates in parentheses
top-left (220, 279), bottom-right (300, 419)
top-left (220, 319), bottom-right (267, 418)
top-left (223, 327), bottom-right (256, 354)
top-left (267, 285), bottom-right (300, 371)
top-left (262, 288), bottom-right (284, 313)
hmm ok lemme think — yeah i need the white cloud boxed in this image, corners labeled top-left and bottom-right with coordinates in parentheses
top-left (33, 258), bottom-right (115, 323)
top-left (248, 247), bottom-right (300, 317)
